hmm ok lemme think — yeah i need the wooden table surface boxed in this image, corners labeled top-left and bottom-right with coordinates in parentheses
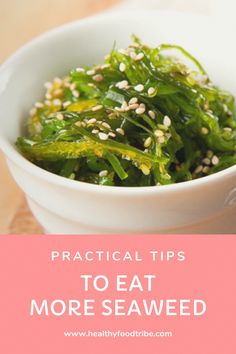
top-left (0, 0), bottom-right (119, 234)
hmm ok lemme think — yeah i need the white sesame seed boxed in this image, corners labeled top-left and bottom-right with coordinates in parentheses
top-left (87, 70), bottom-right (96, 76)
top-left (148, 87), bottom-right (155, 96)
top-left (72, 90), bottom-right (80, 98)
top-left (75, 121), bottom-right (82, 127)
top-left (223, 127), bottom-right (232, 132)
top-left (108, 112), bottom-right (117, 119)
top-left (129, 97), bottom-right (138, 105)
top-left (119, 63), bottom-right (126, 72)
top-left (163, 115), bottom-right (172, 127)
top-left (127, 103), bottom-right (139, 111)
top-left (157, 136), bottom-right (165, 144)
top-left (136, 107), bottom-right (146, 115)
top-left (194, 165), bottom-right (203, 174)
top-left (116, 128), bottom-right (125, 136)
top-left (102, 122), bottom-right (111, 129)
top-left (131, 42), bottom-right (140, 48)
top-left (98, 132), bottom-right (108, 140)
top-left (202, 166), bottom-right (209, 173)
top-left (135, 52), bottom-right (144, 61)
top-left (118, 49), bottom-right (127, 55)
top-left (87, 118), bottom-right (97, 124)
top-left (154, 129), bottom-right (164, 137)
top-left (44, 100), bottom-right (51, 106)
top-left (45, 93), bottom-right (52, 100)
top-left (202, 158), bottom-right (211, 165)
top-left (92, 74), bottom-right (104, 82)
top-left (130, 51), bottom-right (137, 60)
top-left (44, 82), bottom-right (53, 90)
top-left (92, 105), bottom-right (103, 112)
top-left (64, 82), bottom-right (70, 88)
top-left (116, 80), bottom-right (129, 89)
top-left (101, 64), bottom-right (111, 69)
top-left (92, 129), bottom-right (99, 134)
top-left (148, 110), bottom-right (156, 120)
top-left (53, 99), bottom-right (61, 106)
top-left (63, 101), bottom-right (71, 108)
top-left (134, 84), bottom-right (144, 92)
top-left (144, 137), bottom-right (152, 148)
top-left (88, 83), bottom-right (96, 88)
top-left (54, 77), bottom-right (62, 85)
top-left (54, 88), bottom-right (63, 97)
top-left (35, 102), bottom-right (44, 109)
top-left (121, 101), bottom-right (128, 110)
top-left (56, 113), bottom-right (64, 121)
top-left (212, 155), bottom-right (219, 166)
top-left (29, 108), bottom-right (37, 116)
top-left (76, 67), bottom-right (85, 73)
top-left (108, 132), bottom-right (116, 138)
top-left (99, 170), bottom-right (108, 177)
top-left (70, 83), bottom-right (76, 90)
top-left (201, 127), bottom-right (209, 135)
top-left (81, 122), bottom-right (86, 127)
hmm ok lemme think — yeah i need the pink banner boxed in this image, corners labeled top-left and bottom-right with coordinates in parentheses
top-left (0, 235), bottom-right (235, 353)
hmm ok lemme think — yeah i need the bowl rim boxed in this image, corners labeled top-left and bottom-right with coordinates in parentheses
top-left (0, 9), bottom-right (236, 196)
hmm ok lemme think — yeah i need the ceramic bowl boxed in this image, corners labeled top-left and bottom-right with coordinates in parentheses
top-left (0, 10), bottom-right (236, 233)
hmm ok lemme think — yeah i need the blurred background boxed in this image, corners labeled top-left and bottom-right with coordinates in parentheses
top-left (0, 0), bottom-right (234, 233)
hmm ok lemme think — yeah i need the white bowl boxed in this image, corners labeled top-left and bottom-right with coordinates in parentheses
top-left (0, 10), bottom-right (236, 234)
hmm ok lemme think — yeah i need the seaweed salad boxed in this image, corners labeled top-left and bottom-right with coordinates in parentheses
top-left (17, 36), bottom-right (236, 186)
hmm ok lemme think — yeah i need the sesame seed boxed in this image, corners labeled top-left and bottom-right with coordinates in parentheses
top-left (92, 105), bottom-right (103, 112)
top-left (87, 70), bottom-right (96, 76)
top-left (92, 74), bottom-right (104, 82)
top-left (116, 128), bottom-right (125, 136)
top-left (87, 118), bottom-right (97, 124)
top-left (35, 102), bottom-right (44, 109)
top-left (154, 129), bottom-right (164, 137)
top-left (212, 155), bottom-right (219, 166)
top-left (63, 101), bottom-right (71, 108)
top-left (202, 158), bottom-right (211, 165)
top-left (136, 106), bottom-right (146, 115)
top-left (157, 136), bottom-right (165, 144)
top-left (44, 100), bottom-right (51, 106)
top-left (29, 108), bottom-right (37, 116)
top-left (76, 67), bottom-right (85, 73)
top-left (108, 132), bottom-right (116, 138)
top-left (118, 48), bottom-right (127, 55)
top-left (144, 137), bottom-right (152, 148)
top-left (163, 115), bottom-right (172, 127)
top-left (108, 112), bottom-right (117, 119)
top-left (70, 83), bottom-right (76, 90)
top-left (129, 97), bottom-right (138, 105)
top-left (54, 88), bottom-right (63, 97)
top-left (135, 52), bottom-right (144, 61)
top-left (119, 63), bottom-right (126, 72)
top-left (101, 122), bottom-right (111, 129)
top-left (98, 132), bottom-right (108, 140)
top-left (121, 101), bottom-right (128, 111)
top-left (194, 165), bottom-right (203, 174)
top-left (56, 113), bottom-right (64, 121)
top-left (54, 77), bottom-right (62, 85)
top-left (72, 90), bottom-right (80, 98)
top-left (75, 121), bottom-right (82, 127)
top-left (92, 129), bottom-right (99, 134)
top-left (131, 42), bottom-right (140, 48)
top-left (140, 164), bottom-right (150, 175)
top-left (45, 93), bottom-right (52, 100)
top-left (88, 83), bottom-right (96, 88)
top-left (148, 110), bottom-right (156, 120)
top-left (130, 52), bottom-right (137, 60)
top-left (134, 84), bottom-right (144, 92)
top-left (116, 80), bottom-right (129, 89)
top-left (202, 166), bottom-right (209, 174)
top-left (148, 87), bottom-right (155, 96)
top-left (53, 99), bottom-right (61, 106)
top-left (201, 127), bottom-right (209, 135)
top-left (223, 127), bottom-right (232, 132)
top-left (127, 103), bottom-right (139, 111)
top-left (101, 64), bottom-right (111, 69)
top-left (44, 82), bottom-right (53, 90)
top-left (81, 122), bottom-right (86, 127)
top-left (99, 170), bottom-right (108, 177)
top-left (64, 82), bottom-right (70, 88)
